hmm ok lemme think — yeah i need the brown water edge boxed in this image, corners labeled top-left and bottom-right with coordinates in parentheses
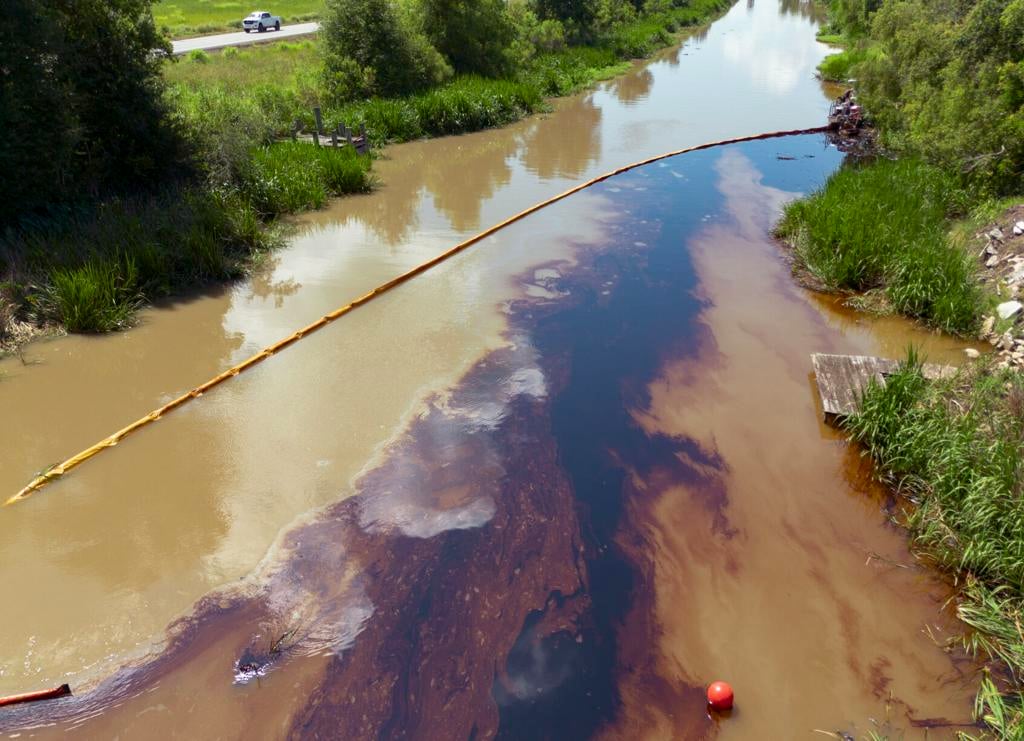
top-left (1, 145), bottom-right (979, 738)
top-left (613, 149), bottom-right (979, 738)
top-left (0, 204), bottom-right (687, 738)
top-left (0, 0), bottom-right (845, 697)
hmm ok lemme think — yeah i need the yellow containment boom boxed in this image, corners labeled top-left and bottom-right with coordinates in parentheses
top-left (8, 127), bottom-right (827, 506)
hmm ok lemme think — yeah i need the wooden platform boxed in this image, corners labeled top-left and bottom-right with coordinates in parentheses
top-left (811, 353), bottom-right (955, 421)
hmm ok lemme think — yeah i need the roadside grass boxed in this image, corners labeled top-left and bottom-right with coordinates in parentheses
top-left (776, 158), bottom-right (984, 335)
top-left (846, 356), bottom-right (1024, 737)
top-left (154, 0), bottom-right (322, 38)
top-left (164, 40), bottom-right (320, 88)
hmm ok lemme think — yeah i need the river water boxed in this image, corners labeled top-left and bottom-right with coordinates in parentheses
top-left (0, 1), bottom-right (980, 737)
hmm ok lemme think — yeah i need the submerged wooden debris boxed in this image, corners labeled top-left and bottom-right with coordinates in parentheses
top-left (811, 353), bottom-right (955, 422)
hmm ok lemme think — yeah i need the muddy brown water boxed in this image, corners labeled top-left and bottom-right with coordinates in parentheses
top-left (0, 1), bottom-right (982, 737)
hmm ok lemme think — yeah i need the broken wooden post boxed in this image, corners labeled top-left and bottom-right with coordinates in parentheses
top-left (313, 107), bottom-right (324, 134)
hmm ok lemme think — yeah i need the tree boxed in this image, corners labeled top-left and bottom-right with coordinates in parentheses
top-left (0, 0), bottom-right (186, 225)
top-left (852, 0), bottom-right (1024, 193)
top-left (418, 0), bottom-right (516, 77)
top-left (828, 0), bottom-right (883, 37)
top-left (532, 0), bottom-right (599, 31)
top-left (321, 0), bottom-right (450, 101)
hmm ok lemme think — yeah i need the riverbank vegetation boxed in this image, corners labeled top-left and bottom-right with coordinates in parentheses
top-left (777, 158), bottom-right (982, 334)
top-left (849, 358), bottom-right (1024, 739)
top-left (785, 0), bottom-right (1024, 336)
top-left (3, 0), bottom-right (730, 344)
top-left (792, 0), bottom-right (1024, 735)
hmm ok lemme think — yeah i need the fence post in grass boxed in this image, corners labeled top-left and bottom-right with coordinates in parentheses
top-left (345, 126), bottom-right (354, 150)
top-left (313, 106), bottom-right (324, 134)
top-left (291, 118), bottom-right (301, 142)
top-left (359, 123), bottom-right (367, 154)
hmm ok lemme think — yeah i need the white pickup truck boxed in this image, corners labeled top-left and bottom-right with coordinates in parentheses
top-left (242, 11), bottom-right (281, 33)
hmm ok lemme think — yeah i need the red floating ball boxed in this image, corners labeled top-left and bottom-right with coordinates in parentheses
top-left (707, 681), bottom-right (734, 711)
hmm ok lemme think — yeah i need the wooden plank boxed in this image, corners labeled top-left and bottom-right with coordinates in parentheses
top-left (811, 353), bottom-right (955, 421)
top-left (812, 354), bottom-right (893, 418)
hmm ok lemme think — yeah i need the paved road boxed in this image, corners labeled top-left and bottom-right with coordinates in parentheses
top-left (171, 22), bottom-right (319, 55)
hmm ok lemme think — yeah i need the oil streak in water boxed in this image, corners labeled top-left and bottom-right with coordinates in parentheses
top-left (493, 135), bottom-right (841, 737)
top-left (0, 136), bottom-right (842, 739)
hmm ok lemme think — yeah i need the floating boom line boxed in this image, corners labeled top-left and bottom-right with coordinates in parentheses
top-left (7, 126), bottom-right (828, 506)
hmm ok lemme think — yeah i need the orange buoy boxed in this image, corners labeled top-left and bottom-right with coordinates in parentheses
top-left (0, 683), bottom-right (72, 708)
top-left (707, 681), bottom-right (734, 711)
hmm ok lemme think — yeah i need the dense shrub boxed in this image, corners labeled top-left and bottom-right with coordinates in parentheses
top-left (826, 0), bottom-right (882, 38)
top-left (826, 0), bottom-right (1024, 194)
top-left (508, 2), bottom-right (567, 66)
top-left (320, 0), bottom-right (451, 101)
top-left (419, 0), bottom-right (516, 76)
top-left (533, 0), bottom-right (599, 35)
top-left (0, 0), bottom-right (188, 226)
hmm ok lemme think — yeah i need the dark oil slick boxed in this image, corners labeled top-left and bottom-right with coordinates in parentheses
top-left (0, 0), bottom-right (846, 703)
top-left (3, 136), bottom-right (941, 741)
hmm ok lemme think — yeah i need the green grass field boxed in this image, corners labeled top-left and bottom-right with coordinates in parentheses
top-left (164, 40), bottom-right (320, 87)
top-left (154, 0), bottom-right (323, 37)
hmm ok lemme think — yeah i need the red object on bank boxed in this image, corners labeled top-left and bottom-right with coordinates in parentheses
top-left (706, 681), bottom-right (734, 711)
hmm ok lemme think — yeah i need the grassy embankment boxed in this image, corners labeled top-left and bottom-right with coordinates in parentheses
top-left (776, 158), bottom-right (985, 335)
top-left (2, 1), bottom-right (730, 344)
top-left (154, 0), bottom-right (322, 38)
top-left (781, 0), bottom-right (1024, 735)
top-left (850, 360), bottom-right (1024, 739)
top-left (0, 141), bottom-right (371, 337)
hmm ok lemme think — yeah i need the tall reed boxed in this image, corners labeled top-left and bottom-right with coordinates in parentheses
top-left (848, 357), bottom-right (1024, 735)
top-left (777, 158), bottom-right (982, 334)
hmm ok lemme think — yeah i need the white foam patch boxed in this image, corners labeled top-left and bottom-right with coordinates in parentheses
top-left (378, 496), bottom-right (498, 539)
